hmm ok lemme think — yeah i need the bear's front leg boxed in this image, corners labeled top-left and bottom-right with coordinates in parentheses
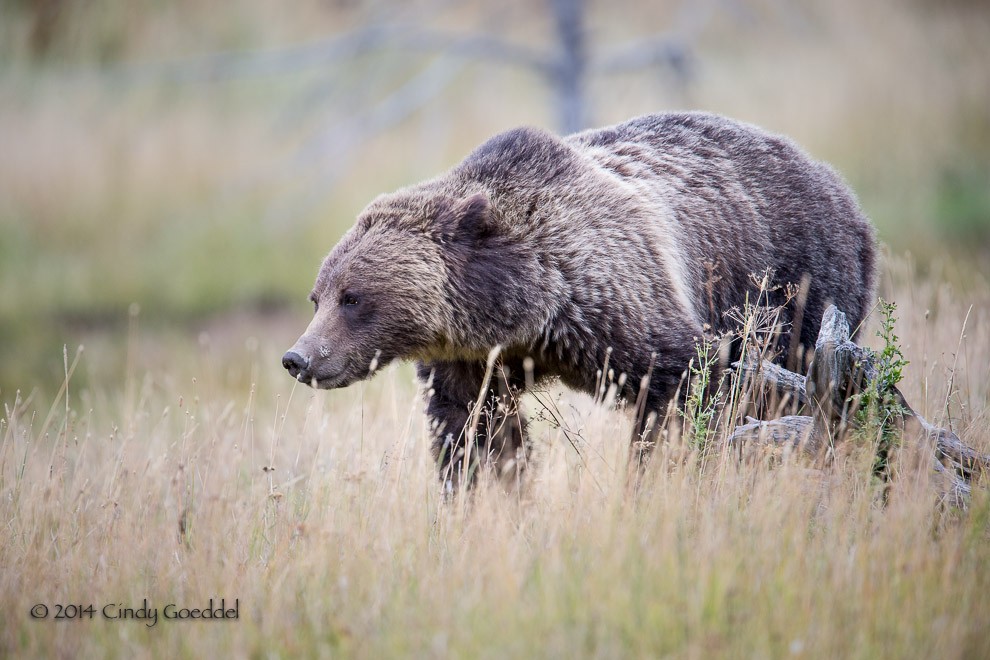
top-left (417, 360), bottom-right (529, 491)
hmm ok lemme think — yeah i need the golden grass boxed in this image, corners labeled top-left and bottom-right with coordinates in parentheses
top-left (1, 268), bottom-right (988, 658)
top-left (1, 2), bottom-right (989, 655)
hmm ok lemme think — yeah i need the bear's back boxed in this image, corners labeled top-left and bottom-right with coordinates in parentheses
top-left (452, 113), bottom-right (876, 354)
top-left (567, 112), bottom-right (877, 349)
top-left (566, 112), bottom-right (817, 197)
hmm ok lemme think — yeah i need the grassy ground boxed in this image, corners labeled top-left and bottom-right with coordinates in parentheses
top-left (2, 0), bottom-right (989, 397)
top-left (1, 264), bottom-right (989, 658)
top-left (2, 1), bottom-right (990, 656)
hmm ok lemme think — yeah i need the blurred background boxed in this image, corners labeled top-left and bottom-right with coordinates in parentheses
top-left (1, 0), bottom-right (988, 398)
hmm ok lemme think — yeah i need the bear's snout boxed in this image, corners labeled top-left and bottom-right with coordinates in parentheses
top-left (282, 350), bottom-right (310, 380)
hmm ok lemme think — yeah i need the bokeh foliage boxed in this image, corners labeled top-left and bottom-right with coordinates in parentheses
top-left (1, 0), bottom-right (988, 395)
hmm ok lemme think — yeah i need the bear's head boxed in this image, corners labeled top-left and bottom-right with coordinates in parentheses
top-left (282, 189), bottom-right (503, 389)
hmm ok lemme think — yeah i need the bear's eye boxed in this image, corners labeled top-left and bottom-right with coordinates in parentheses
top-left (341, 293), bottom-right (359, 307)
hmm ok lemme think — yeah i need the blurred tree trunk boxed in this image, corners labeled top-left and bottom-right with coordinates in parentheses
top-left (550, 0), bottom-right (589, 134)
top-left (29, 0), bottom-right (66, 56)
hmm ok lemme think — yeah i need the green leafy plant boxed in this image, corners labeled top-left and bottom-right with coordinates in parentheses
top-left (682, 338), bottom-right (725, 452)
top-left (857, 298), bottom-right (910, 479)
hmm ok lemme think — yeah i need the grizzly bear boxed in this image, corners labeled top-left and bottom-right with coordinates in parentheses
top-left (283, 112), bottom-right (877, 487)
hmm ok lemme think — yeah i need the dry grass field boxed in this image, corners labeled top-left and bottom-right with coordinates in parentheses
top-left (2, 264), bottom-right (989, 658)
top-left (2, 1), bottom-right (989, 657)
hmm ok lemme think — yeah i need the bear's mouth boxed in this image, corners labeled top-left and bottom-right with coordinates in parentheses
top-left (299, 372), bottom-right (348, 390)
top-left (311, 375), bottom-right (350, 389)
top-left (297, 358), bottom-right (357, 390)
top-left (290, 353), bottom-right (388, 391)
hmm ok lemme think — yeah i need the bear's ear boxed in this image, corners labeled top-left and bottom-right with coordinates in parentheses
top-left (435, 192), bottom-right (497, 244)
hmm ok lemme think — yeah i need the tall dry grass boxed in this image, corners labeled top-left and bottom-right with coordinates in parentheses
top-left (1, 265), bottom-right (988, 658)
top-left (1, 2), bottom-right (989, 655)
top-left (3, 0), bottom-right (989, 396)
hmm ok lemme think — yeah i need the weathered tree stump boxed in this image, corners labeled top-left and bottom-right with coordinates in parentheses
top-left (729, 305), bottom-right (989, 502)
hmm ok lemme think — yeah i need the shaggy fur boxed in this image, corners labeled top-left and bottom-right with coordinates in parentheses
top-left (284, 112), bottom-right (878, 486)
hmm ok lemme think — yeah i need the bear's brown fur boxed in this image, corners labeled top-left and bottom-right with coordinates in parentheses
top-left (284, 112), bottom-right (878, 486)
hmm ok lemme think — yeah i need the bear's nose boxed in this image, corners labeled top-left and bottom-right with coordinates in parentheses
top-left (282, 351), bottom-right (309, 378)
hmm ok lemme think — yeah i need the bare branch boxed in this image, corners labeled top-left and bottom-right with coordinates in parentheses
top-left (298, 57), bottom-right (466, 169)
top-left (257, 58), bottom-right (465, 232)
top-left (594, 0), bottom-right (714, 76)
top-left (395, 31), bottom-right (551, 73)
top-left (733, 350), bottom-right (809, 408)
top-left (109, 24), bottom-right (550, 85)
top-left (728, 415), bottom-right (816, 453)
top-left (594, 35), bottom-right (691, 76)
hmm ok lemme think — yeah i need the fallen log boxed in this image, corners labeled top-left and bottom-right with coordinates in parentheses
top-left (727, 415), bottom-right (816, 453)
top-left (729, 305), bottom-right (989, 500)
top-left (732, 355), bottom-right (809, 410)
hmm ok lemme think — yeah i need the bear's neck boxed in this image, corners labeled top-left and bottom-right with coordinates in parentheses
top-left (440, 232), bottom-right (567, 360)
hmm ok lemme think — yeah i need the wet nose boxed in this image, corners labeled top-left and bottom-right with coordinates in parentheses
top-left (282, 351), bottom-right (309, 378)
